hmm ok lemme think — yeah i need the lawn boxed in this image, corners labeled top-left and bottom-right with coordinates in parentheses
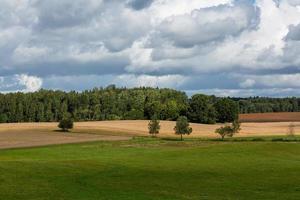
top-left (0, 138), bottom-right (300, 200)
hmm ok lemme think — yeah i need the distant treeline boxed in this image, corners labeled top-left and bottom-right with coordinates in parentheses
top-left (0, 86), bottom-right (238, 124)
top-left (234, 97), bottom-right (300, 113)
top-left (0, 86), bottom-right (299, 124)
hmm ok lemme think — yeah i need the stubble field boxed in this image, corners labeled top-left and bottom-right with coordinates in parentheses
top-left (0, 120), bottom-right (299, 149)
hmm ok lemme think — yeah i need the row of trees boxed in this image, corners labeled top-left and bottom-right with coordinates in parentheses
top-left (0, 87), bottom-right (239, 124)
top-left (149, 116), bottom-right (192, 140)
top-left (148, 116), bottom-right (241, 140)
top-left (58, 115), bottom-right (241, 141)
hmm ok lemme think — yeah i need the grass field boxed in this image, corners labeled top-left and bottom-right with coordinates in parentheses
top-left (0, 138), bottom-right (300, 200)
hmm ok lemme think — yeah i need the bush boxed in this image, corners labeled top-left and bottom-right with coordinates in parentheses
top-left (58, 118), bottom-right (74, 132)
top-left (251, 138), bottom-right (265, 142)
top-left (271, 138), bottom-right (285, 142)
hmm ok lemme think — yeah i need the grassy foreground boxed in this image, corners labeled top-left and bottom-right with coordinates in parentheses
top-left (0, 138), bottom-right (300, 200)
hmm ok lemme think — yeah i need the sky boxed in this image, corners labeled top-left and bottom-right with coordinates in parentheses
top-left (1, 0), bottom-right (300, 97)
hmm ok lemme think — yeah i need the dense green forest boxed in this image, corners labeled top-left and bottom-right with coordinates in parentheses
top-left (0, 86), bottom-right (299, 124)
top-left (235, 97), bottom-right (300, 113)
top-left (0, 86), bottom-right (238, 124)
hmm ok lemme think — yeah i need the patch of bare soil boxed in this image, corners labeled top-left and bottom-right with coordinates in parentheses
top-left (239, 112), bottom-right (300, 122)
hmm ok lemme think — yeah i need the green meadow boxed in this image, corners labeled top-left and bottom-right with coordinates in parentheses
top-left (1, 138), bottom-right (300, 200)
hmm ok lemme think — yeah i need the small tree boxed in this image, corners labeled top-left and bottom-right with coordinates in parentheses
top-left (287, 122), bottom-right (295, 137)
top-left (215, 120), bottom-right (241, 140)
top-left (148, 117), bottom-right (160, 137)
top-left (58, 118), bottom-right (74, 132)
top-left (232, 120), bottom-right (241, 133)
top-left (174, 116), bottom-right (192, 141)
top-left (215, 125), bottom-right (234, 140)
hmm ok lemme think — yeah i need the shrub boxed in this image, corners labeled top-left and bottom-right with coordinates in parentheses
top-left (251, 138), bottom-right (264, 142)
top-left (58, 118), bottom-right (74, 132)
top-left (271, 138), bottom-right (285, 142)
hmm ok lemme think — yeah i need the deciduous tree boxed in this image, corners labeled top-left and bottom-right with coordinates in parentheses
top-left (174, 116), bottom-right (192, 141)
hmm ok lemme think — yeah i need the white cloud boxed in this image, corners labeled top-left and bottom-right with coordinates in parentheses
top-left (15, 74), bottom-right (43, 92)
top-left (13, 45), bottom-right (50, 63)
top-left (240, 79), bottom-right (256, 88)
top-left (241, 73), bottom-right (300, 88)
top-left (188, 88), bottom-right (300, 97)
top-left (114, 74), bottom-right (187, 88)
top-left (149, 0), bottom-right (232, 24)
top-left (156, 2), bottom-right (257, 47)
top-left (1, 0), bottom-right (300, 96)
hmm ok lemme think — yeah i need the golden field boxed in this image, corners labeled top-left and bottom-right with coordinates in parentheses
top-left (0, 120), bottom-right (299, 149)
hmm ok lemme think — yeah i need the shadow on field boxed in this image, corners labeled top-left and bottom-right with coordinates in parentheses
top-left (53, 130), bottom-right (71, 133)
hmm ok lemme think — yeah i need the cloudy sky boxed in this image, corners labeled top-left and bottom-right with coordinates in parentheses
top-left (1, 0), bottom-right (300, 96)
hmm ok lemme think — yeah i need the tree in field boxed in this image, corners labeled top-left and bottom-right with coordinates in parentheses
top-left (232, 120), bottom-right (241, 133)
top-left (287, 122), bottom-right (295, 137)
top-left (58, 118), bottom-right (74, 132)
top-left (215, 120), bottom-right (241, 140)
top-left (215, 125), bottom-right (234, 140)
top-left (148, 117), bottom-right (160, 137)
top-left (174, 116), bottom-right (192, 141)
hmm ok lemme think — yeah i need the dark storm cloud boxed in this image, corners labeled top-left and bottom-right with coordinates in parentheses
top-left (127, 0), bottom-right (154, 10)
top-left (33, 0), bottom-right (103, 29)
top-left (286, 24), bottom-right (300, 41)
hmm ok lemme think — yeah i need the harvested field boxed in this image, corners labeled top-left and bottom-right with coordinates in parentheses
top-left (239, 112), bottom-right (300, 122)
top-left (0, 123), bottom-right (130, 149)
top-left (75, 120), bottom-right (300, 138)
top-left (0, 120), bottom-right (299, 149)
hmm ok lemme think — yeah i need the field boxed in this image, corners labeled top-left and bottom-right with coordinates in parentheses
top-left (0, 120), bottom-right (299, 149)
top-left (240, 112), bottom-right (300, 122)
top-left (1, 119), bottom-right (300, 199)
top-left (0, 138), bottom-right (300, 200)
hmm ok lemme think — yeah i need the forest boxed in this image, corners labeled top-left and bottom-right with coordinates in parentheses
top-left (0, 86), bottom-right (298, 124)
top-left (235, 97), bottom-right (300, 113)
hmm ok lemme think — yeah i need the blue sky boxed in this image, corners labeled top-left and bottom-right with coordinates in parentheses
top-left (1, 0), bottom-right (300, 97)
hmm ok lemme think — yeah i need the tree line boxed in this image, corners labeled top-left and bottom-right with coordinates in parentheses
top-left (0, 86), bottom-right (239, 124)
top-left (235, 97), bottom-right (300, 113)
top-left (2, 86), bottom-right (299, 124)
